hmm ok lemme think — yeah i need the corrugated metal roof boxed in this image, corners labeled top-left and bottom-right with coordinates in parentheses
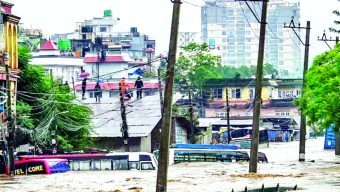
top-left (89, 93), bottom-right (182, 138)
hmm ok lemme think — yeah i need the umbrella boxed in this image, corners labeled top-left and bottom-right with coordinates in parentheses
top-left (79, 72), bottom-right (90, 78)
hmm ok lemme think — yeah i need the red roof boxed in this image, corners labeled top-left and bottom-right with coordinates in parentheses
top-left (83, 56), bottom-right (126, 63)
top-left (40, 40), bottom-right (58, 50)
top-left (74, 82), bottom-right (159, 91)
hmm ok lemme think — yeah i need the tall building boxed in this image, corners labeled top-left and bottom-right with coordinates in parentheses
top-left (201, 0), bottom-right (303, 78)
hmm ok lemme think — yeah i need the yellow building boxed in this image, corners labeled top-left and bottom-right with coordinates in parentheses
top-left (0, 1), bottom-right (21, 115)
top-left (208, 79), bottom-right (276, 104)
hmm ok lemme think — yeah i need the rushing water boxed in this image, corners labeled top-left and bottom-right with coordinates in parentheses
top-left (0, 137), bottom-right (339, 192)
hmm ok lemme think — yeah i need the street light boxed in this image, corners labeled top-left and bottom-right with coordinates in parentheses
top-left (51, 111), bottom-right (69, 155)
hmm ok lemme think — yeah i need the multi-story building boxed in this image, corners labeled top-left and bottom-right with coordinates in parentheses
top-left (201, 0), bottom-right (303, 78)
top-left (30, 40), bottom-right (83, 84)
top-left (0, 1), bottom-right (20, 140)
top-left (51, 10), bottom-right (156, 60)
top-left (202, 78), bottom-right (302, 118)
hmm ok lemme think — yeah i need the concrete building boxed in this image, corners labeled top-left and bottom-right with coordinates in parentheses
top-left (30, 40), bottom-right (83, 84)
top-left (0, 1), bottom-right (21, 141)
top-left (82, 52), bottom-right (135, 79)
top-left (202, 78), bottom-right (302, 118)
top-left (201, 0), bottom-right (303, 78)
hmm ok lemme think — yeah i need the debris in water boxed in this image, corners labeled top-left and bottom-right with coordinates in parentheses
top-left (230, 173), bottom-right (305, 179)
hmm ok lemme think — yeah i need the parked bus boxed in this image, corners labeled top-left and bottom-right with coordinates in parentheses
top-left (20, 152), bottom-right (157, 171)
top-left (154, 148), bottom-right (268, 165)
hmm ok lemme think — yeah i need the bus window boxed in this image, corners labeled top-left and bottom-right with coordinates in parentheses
top-left (79, 160), bottom-right (91, 171)
top-left (141, 162), bottom-right (154, 170)
top-left (70, 161), bottom-right (80, 171)
top-left (101, 160), bottom-right (111, 170)
top-left (113, 159), bottom-right (128, 170)
top-left (90, 160), bottom-right (101, 170)
top-left (129, 161), bottom-right (140, 170)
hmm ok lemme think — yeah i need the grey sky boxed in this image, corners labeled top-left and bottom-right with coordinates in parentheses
top-left (8, 0), bottom-right (340, 61)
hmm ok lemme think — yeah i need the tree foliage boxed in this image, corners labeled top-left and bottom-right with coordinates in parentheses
top-left (16, 46), bottom-right (93, 151)
top-left (175, 43), bottom-right (221, 90)
top-left (296, 44), bottom-right (340, 132)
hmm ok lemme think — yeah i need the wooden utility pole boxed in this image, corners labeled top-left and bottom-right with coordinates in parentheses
top-left (156, 0), bottom-right (181, 191)
top-left (5, 64), bottom-right (15, 177)
top-left (249, 0), bottom-right (268, 173)
top-left (226, 86), bottom-right (231, 144)
top-left (119, 82), bottom-right (129, 152)
top-left (285, 20), bottom-right (311, 162)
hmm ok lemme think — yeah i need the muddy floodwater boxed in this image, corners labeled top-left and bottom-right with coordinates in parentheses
top-left (1, 137), bottom-right (340, 192)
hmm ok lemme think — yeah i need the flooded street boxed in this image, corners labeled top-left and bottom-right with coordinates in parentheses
top-left (1, 137), bottom-right (339, 192)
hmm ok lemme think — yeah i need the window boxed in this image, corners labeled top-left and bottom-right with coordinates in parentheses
top-left (213, 88), bottom-right (223, 99)
top-left (216, 112), bottom-right (226, 117)
top-left (90, 160), bottom-right (101, 170)
top-left (231, 88), bottom-right (241, 98)
top-left (222, 31), bottom-right (226, 35)
top-left (141, 162), bottom-right (154, 170)
top-left (129, 162), bottom-right (140, 170)
top-left (100, 27), bottom-right (107, 32)
top-left (101, 160), bottom-right (112, 170)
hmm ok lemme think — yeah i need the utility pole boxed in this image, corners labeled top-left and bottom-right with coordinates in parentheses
top-left (226, 86), bottom-right (231, 144)
top-left (317, 30), bottom-right (339, 50)
top-left (156, 0), bottom-right (181, 191)
top-left (188, 87), bottom-right (194, 143)
top-left (5, 64), bottom-right (15, 177)
top-left (119, 82), bottom-right (129, 152)
top-left (235, 0), bottom-right (268, 173)
top-left (284, 19), bottom-right (311, 162)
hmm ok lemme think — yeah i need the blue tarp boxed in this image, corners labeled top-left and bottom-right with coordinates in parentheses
top-left (172, 143), bottom-right (239, 150)
top-left (324, 124), bottom-right (336, 150)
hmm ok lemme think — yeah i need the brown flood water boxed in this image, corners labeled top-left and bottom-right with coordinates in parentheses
top-left (0, 137), bottom-right (339, 192)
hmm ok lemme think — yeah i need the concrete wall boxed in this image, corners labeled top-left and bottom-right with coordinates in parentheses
top-left (93, 137), bottom-right (141, 152)
top-left (84, 63), bottom-right (128, 79)
top-left (140, 134), bottom-right (152, 152)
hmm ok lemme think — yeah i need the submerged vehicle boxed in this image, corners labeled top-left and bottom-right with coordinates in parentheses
top-left (0, 154), bottom-right (69, 175)
top-left (20, 152), bottom-right (158, 171)
top-left (154, 146), bottom-right (268, 165)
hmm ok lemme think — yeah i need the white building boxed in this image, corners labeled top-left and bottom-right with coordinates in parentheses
top-left (201, 0), bottom-right (303, 78)
top-left (83, 52), bottom-right (135, 79)
top-left (30, 40), bottom-right (83, 84)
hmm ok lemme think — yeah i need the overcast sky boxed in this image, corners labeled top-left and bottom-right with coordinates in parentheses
top-left (8, 0), bottom-right (340, 61)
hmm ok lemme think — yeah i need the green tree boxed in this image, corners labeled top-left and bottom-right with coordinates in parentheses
top-left (264, 63), bottom-right (278, 76)
top-left (175, 43), bottom-right (221, 89)
top-left (16, 46), bottom-right (93, 151)
top-left (296, 43), bottom-right (340, 154)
